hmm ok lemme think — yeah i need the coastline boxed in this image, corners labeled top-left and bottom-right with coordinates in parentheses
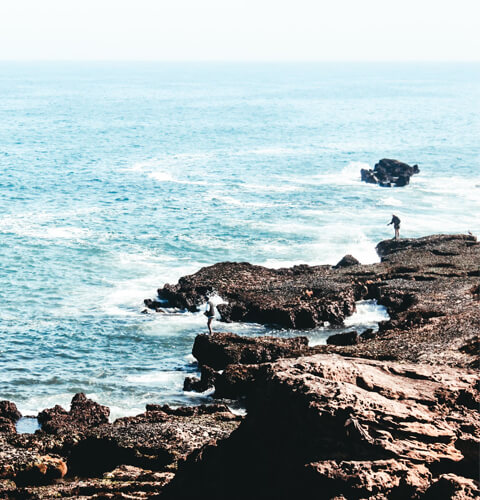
top-left (1, 233), bottom-right (479, 498)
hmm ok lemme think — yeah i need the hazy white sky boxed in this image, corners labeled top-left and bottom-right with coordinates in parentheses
top-left (0, 0), bottom-right (479, 61)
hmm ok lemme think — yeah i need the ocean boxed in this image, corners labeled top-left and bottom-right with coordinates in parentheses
top-left (1, 62), bottom-right (479, 419)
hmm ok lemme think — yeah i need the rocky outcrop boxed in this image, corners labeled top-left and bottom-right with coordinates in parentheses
top-left (152, 234), bottom-right (479, 368)
top-left (361, 158), bottom-right (420, 187)
top-left (0, 401), bottom-right (21, 435)
top-left (1, 395), bottom-right (241, 497)
top-left (165, 354), bottom-right (480, 499)
top-left (192, 332), bottom-right (314, 370)
top-left (157, 261), bottom-right (357, 328)
top-left (38, 392), bottom-right (110, 436)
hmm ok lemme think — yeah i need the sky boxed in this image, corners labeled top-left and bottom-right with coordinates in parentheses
top-left (0, 0), bottom-right (479, 61)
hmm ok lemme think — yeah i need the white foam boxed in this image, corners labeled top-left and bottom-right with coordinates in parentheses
top-left (148, 171), bottom-right (175, 182)
top-left (377, 196), bottom-right (403, 207)
top-left (344, 300), bottom-right (390, 327)
top-left (126, 371), bottom-right (186, 385)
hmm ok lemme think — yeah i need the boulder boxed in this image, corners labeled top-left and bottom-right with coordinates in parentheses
top-left (0, 401), bottom-right (21, 423)
top-left (192, 332), bottom-right (313, 370)
top-left (361, 158), bottom-right (420, 187)
top-left (38, 392), bottom-right (110, 436)
top-left (333, 254), bottom-right (360, 269)
top-left (326, 330), bottom-right (359, 346)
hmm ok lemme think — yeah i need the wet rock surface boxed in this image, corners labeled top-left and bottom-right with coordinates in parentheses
top-left (360, 158), bottom-right (420, 187)
top-left (154, 234), bottom-right (479, 367)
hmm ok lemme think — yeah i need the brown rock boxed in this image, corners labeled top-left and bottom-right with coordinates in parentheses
top-left (164, 354), bottom-right (479, 499)
top-left (192, 332), bottom-right (312, 370)
top-left (38, 392), bottom-right (110, 436)
top-left (0, 401), bottom-right (21, 423)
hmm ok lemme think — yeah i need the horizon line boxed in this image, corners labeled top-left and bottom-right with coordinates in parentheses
top-left (1, 59), bottom-right (479, 64)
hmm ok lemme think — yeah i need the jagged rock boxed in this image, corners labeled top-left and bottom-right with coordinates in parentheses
top-left (38, 392), bottom-right (110, 436)
top-left (333, 254), bottom-right (360, 269)
top-left (155, 262), bottom-right (357, 328)
top-left (360, 158), bottom-right (420, 187)
top-left (192, 332), bottom-right (313, 370)
top-left (0, 401), bottom-right (22, 423)
top-left (66, 403), bottom-right (241, 475)
top-left (164, 354), bottom-right (479, 499)
top-left (305, 459), bottom-right (431, 498)
top-left (183, 365), bottom-right (217, 392)
top-left (144, 298), bottom-right (164, 311)
top-left (326, 330), bottom-right (359, 346)
top-left (0, 417), bottom-right (17, 434)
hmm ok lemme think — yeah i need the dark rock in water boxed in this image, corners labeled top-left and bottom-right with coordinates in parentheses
top-left (0, 400), bottom-right (22, 423)
top-left (183, 365), bottom-right (217, 392)
top-left (359, 328), bottom-right (376, 340)
top-left (38, 392), bottom-right (110, 435)
top-left (157, 261), bottom-right (357, 328)
top-left (192, 332), bottom-right (312, 370)
top-left (163, 354), bottom-right (479, 500)
top-left (326, 330), bottom-right (359, 346)
top-left (361, 158), bottom-right (420, 187)
top-left (144, 298), bottom-right (164, 311)
top-left (333, 254), bottom-right (360, 268)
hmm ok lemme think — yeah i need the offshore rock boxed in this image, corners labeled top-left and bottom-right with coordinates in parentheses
top-left (360, 158), bottom-right (420, 187)
top-left (164, 354), bottom-right (479, 499)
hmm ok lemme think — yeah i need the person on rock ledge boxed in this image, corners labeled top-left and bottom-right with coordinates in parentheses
top-left (388, 214), bottom-right (401, 240)
top-left (205, 299), bottom-right (216, 335)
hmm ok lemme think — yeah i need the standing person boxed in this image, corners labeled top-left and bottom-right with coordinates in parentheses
top-left (205, 299), bottom-right (216, 335)
top-left (388, 214), bottom-right (401, 240)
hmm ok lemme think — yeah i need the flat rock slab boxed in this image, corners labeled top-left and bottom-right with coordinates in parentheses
top-left (164, 354), bottom-right (480, 499)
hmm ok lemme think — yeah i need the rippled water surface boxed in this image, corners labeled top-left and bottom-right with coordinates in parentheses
top-left (1, 62), bottom-right (479, 417)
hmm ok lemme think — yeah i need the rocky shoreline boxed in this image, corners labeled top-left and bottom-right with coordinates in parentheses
top-left (1, 234), bottom-right (478, 498)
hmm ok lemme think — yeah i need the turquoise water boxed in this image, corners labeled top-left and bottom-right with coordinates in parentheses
top-left (1, 62), bottom-right (479, 418)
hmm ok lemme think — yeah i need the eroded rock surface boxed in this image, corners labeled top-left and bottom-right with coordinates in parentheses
top-left (1, 395), bottom-right (241, 498)
top-left (166, 354), bottom-right (480, 499)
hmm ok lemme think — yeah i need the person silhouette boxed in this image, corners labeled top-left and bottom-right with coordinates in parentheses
top-left (205, 299), bottom-right (216, 334)
top-left (388, 214), bottom-right (401, 240)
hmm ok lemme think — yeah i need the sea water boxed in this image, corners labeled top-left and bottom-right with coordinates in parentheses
top-left (1, 62), bottom-right (479, 419)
